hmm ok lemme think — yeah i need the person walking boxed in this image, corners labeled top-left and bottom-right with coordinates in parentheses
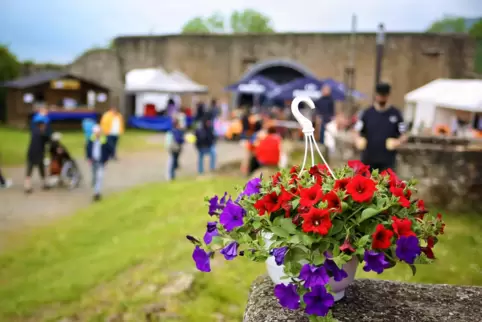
top-left (353, 83), bottom-right (408, 172)
top-left (195, 118), bottom-right (216, 174)
top-left (315, 85), bottom-right (335, 146)
top-left (0, 168), bottom-right (12, 189)
top-left (100, 106), bottom-right (124, 160)
top-left (82, 118), bottom-right (96, 158)
top-left (165, 119), bottom-right (185, 180)
top-left (24, 119), bottom-right (50, 193)
top-left (86, 125), bottom-right (112, 201)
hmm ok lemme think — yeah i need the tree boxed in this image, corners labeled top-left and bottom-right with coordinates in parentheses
top-left (230, 9), bottom-right (274, 33)
top-left (469, 19), bottom-right (482, 38)
top-left (0, 45), bottom-right (20, 122)
top-left (181, 9), bottom-right (274, 34)
top-left (0, 45), bottom-right (21, 82)
top-left (427, 16), bottom-right (468, 33)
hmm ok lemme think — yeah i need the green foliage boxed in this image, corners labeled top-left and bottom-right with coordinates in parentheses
top-left (469, 19), bottom-right (482, 38)
top-left (0, 45), bottom-right (21, 120)
top-left (181, 9), bottom-right (274, 34)
top-left (427, 16), bottom-right (468, 33)
top-left (230, 9), bottom-right (274, 33)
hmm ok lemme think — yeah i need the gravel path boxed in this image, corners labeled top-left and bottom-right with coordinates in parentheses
top-left (0, 139), bottom-right (243, 232)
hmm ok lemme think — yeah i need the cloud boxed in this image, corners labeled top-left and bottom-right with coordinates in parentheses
top-left (0, 0), bottom-right (480, 63)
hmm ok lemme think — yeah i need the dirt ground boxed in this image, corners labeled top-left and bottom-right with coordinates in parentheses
top-left (0, 139), bottom-right (244, 233)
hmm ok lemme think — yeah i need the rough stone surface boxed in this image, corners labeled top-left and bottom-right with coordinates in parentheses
top-left (243, 275), bottom-right (482, 322)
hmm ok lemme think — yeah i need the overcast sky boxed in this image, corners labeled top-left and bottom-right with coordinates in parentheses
top-left (1, 0), bottom-right (481, 63)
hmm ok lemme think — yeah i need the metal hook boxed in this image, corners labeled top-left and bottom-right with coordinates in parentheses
top-left (290, 96), bottom-right (336, 179)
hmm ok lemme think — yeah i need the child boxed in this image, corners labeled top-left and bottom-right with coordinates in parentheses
top-left (166, 119), bottom-right (185, 180)
top-left (25, 119), bottom-right (50, 193)
top-left (86, 125), bottom-right (112, 201)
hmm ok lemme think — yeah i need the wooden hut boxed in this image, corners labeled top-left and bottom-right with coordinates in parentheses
top-left (1, 70), bottom-right (110, 128)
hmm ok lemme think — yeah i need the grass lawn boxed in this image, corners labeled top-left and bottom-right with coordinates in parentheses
top-left (0, 177), bottom-right (481, 322)
top-left (0, 127), bottom-right (160, 166)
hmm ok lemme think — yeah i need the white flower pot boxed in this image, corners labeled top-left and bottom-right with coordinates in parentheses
top-left (264, 233), bottom-right (358, 302)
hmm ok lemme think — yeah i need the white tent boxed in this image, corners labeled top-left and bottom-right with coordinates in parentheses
top-left (125, 68), bottom-right (185, 93)
top-left (404, 79), bottom-right (482, 133)
top-left (169, 70), bottom-right (208, 93)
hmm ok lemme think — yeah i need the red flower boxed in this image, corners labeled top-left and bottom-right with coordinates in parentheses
top-left (346, 175), bottom-right (377, 203)
top-left (417, 200), bottom-right (426, 211)
top-left (339, 238), bottom-right (356, 253)
top-left (421, 236), bottom-right (435, 259)
top-left (309, 164), bottom-right (327, 185)
top-left (371, 224), bottom-right (394, 249)
top-left (391, 216), bottom-right (416, 237)
top-left (278, 187), bottom-right (294, 218)
top-left (386, 169), bottom-right (406, 189)
top-left (322, 191), bottom-right (342, 213)
top-left (348, 160), bottom-right (370, 176)
top-left (290, 165), bottom-right (299, 175)
top-left (389, 186), bottom-right (411, 208)
top-left (301, 208), bottom-right (332, 235)
top-left (254, 192), bottom-right (280, 215)
top-left (299, 184), bottom-right (324, 208)
top-left (271, 172), bottom-right (282, 185)
top-left (437, 213), bottom-right (445, 234)
top-left (334, 178), bottom-right (350, 191)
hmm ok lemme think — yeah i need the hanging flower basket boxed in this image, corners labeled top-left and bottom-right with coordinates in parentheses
top-left (187, 98), bottom-right (446, 321)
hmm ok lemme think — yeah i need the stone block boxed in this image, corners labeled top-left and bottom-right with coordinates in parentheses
top-left (243, 275), bottom-right (482, 322)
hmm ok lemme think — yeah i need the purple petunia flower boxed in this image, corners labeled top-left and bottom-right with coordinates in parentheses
top-left (237, 177), bottom-right (262, 201)
top-left (396, 235), bottom-right (421, 264)
top-left (299, 264), bottom-right (330, 288)
top-left (303, 286), bottom-right (334, 316)
top-left (208, 192), bottom-right (228, 216)
top-left (274, 283), bottom-right (300, 310)
top-left (220, 241), bottom-right (239, 260)
top-left (203, 222), bottom-right (219, 245)
top-left (323, 258), bottom-right (348, 282)
top-left (363, 250), bottom-right (390, 274)
top-left (219, 200), bottom-right (245, 231)
top-left (272, 247), bottom-right (288, 266)
top-left (192, 246), bottom-right (211, 272)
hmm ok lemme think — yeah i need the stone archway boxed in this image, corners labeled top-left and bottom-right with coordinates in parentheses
top-left (234, 59), bottom-right (317, 107)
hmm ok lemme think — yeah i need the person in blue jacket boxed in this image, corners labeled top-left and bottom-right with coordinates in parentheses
top-left (86, 125), bottom-right (112, 201)
top-left (165, 119), bottom-right (185, 180)
top-left (82, 118), bottom-right (96, 158)
top-left (31, 107), bottom-right (52, 137)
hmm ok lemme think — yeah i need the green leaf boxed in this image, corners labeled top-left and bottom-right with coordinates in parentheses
top-left (211, 236), bottom-right (223, 245)
top-left (409, 264), bottom-right (417, 276)
top-left (358, 207), bottom-right (381, 224)
top-left (285, 247), bottom-right (307, 264)
top-left (329, 219), bottom-right (344, 235)
top-left (252, 221), bottom-right (262, 230)
top-left (271, 227), bottom-right (289, 238)
top-left (287, 235), bottom-right (301, 244)
top-left (356, 235), bottom-right (370, 248)
top-left (341, 201), bottom-right (350, 211)
top-left (300, 234), bottom-right (314, 247)
top-left (279, 218), bottom-right (297, 234)
top-left (291, 198), bottom-right (300, 209)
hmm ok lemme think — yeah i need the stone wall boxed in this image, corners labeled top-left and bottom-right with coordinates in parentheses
top-left (68, 49), bottom-right (123, 106)
top-left (334, 135), bottom-right (482, 213)
top-left (68, 33), bottom-right (475, 111)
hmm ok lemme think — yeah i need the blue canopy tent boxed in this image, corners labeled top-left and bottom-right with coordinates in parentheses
top-left (226, 75), bottom-right (279, 107)
top-left (322, 78), bottom-right (366, 101)
top-left (266, 77), bottom-right (324, 101)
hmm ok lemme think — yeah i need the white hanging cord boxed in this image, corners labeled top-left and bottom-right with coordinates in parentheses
top-left (290, 97), bottom-right (336, 179)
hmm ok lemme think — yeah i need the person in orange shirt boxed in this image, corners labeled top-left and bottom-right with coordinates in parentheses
top-left (248, 126), bottom-right (281, 174)
top-left (100, 107), bottom-right (124, 160)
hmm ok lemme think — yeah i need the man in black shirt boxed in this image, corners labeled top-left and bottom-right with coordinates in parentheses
top-left (315, 85), bottom-right (335, 145)
top-left (354, 83), bottom-right (407, 171)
